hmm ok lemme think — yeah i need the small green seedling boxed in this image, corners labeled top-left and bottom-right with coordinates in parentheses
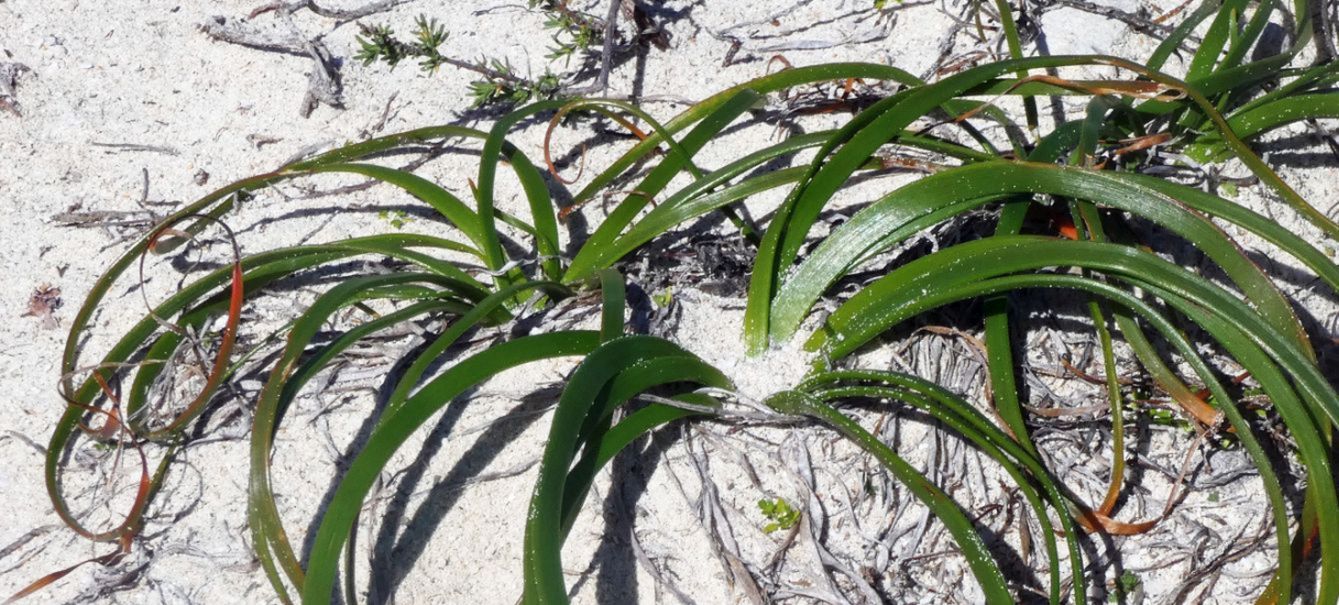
top-left (758, 497), bottom-right (801, 534)
top-left (652, 287), bottom-right (673, 308)
top-left (378, 209), bottom-right (413, 229)
top-left (1109, 570), bottom-right (1142, 602)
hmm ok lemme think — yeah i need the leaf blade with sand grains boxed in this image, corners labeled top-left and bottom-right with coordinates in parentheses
top-left (811, 237), bottom-right (1339, 604)
top-left (767, 161), bottom-right (1321, 352)
top-left (745, 51), bottom-right (1339, 351)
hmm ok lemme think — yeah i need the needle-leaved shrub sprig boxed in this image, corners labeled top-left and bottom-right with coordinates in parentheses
top-left (16, 0), bottom-right (1339, 603)
top-left (355, 4), bottom-right (605, 108)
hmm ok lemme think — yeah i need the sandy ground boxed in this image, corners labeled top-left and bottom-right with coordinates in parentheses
top-left (1, 0), bottom-right (1336, 603)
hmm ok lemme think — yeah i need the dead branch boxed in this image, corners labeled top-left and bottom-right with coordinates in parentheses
top-left (199, 14), bottom-right (343, 116)
top-left (199, 16), bottom-right (308, 55)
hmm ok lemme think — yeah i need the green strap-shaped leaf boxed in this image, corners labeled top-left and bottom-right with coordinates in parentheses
top-left (522, 336), bottom-right (729, 604)
top-left (812, 237), bottom-right (1339, 601)
top-left (769, 161), bottom-right (1315, 353)
top-left (799, 369), bottom-right (1089, 604)
top-left (569, 63), bottom-right (927, 207)
top-left (383, 280), bottom-right (574, 419)
top-left (763, 390), bottom-right (1015, 604)
top-left (306, 163), bottom-right (488, 255)
top-left (1187, 92), bottom-right (1339, 162)
top-left (560, 90), bottom-right (761, 282)
top-left (302, 330), bottom-right (603, 604)
top-left (248, 273), bottom-right (468, 599)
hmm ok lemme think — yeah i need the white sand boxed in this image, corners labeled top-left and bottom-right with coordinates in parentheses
top-left (1, 0), bottom-right (1336, 603)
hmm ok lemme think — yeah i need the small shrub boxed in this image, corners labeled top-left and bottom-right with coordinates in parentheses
top-left (14, 1), bottom-right (1339, 603)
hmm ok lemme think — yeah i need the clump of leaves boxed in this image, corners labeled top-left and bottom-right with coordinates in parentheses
top-left (355, 16), bottom-right (448, 71)
top-left (353, 23), bottom-right (408, 68)
top-left (13, 0), bottom-right (1339, 603)
top-left (465, 61), bottom-right (561, 108)
top-left (530, 0), bottom-right (603, 63)
top-left (356, 15), bottom-right (562, 108)
top-left (757, 497), bottom-right (801, 533)
top-left (1110, 570), bottom-right (1142, 602)
top-left (354, 2), bottom-right (619, 108)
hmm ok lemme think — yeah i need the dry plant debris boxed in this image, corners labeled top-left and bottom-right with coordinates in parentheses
top-left (5, 0), bottom-right (1339, 603)
top-left (0, 61), bottom-right (31, 116)
top-left (21, 284), bottom-right (61, 330)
